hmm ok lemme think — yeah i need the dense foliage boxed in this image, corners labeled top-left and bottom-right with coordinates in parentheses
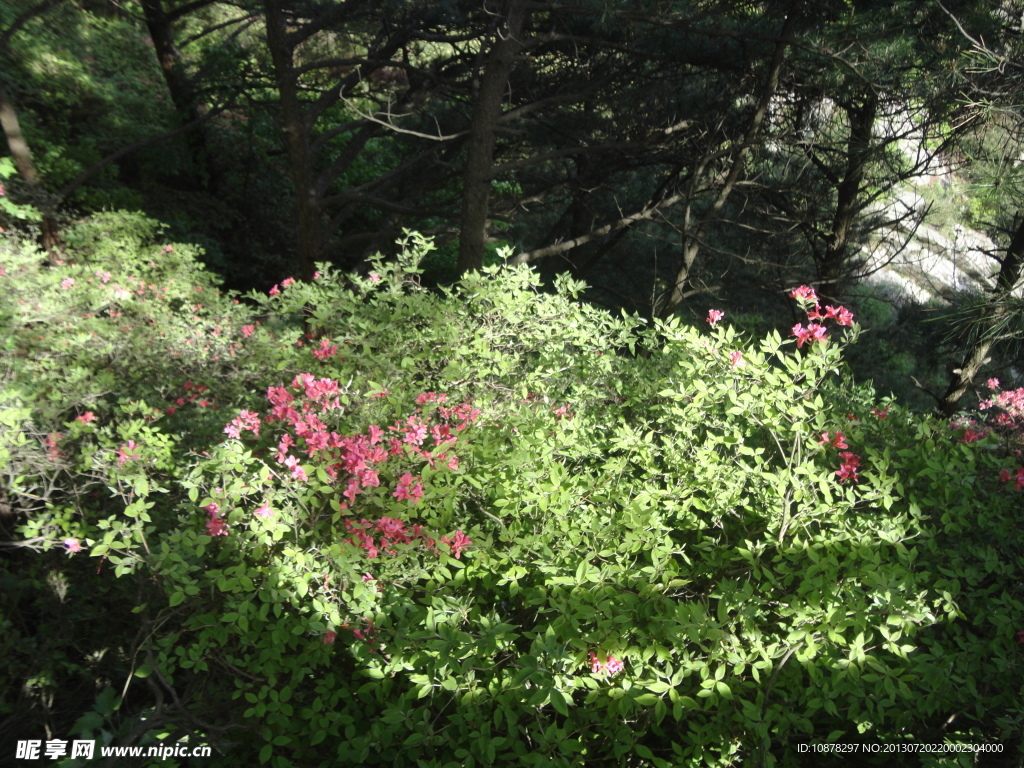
top-left (2, 220), bottom-right (1023, 766)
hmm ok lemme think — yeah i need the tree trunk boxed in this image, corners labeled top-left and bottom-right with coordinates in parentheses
top-left (457, 0), bottom-right (528, 276)
top-left (937, 214), bottom-right (1024, 416)
top-left (816, 93), bottom-right (878, 303)
top-left (0, 78), bottom-right (59, 249)
top-left (139, 0), bottom-right (210, 186)
top-left (264, 0), bottom-right (318, 280)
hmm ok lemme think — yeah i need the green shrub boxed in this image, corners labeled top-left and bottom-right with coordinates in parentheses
top-left (2, 228), bottom-right (1022, 767)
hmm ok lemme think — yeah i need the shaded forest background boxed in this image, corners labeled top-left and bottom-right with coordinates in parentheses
top-left (3, 0), bottom-right (1024, 414)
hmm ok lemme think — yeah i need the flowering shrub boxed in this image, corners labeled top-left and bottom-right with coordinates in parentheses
top-left (3, 225), bottom-right (1024, 767)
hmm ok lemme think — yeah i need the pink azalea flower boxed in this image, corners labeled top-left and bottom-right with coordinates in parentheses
top-left (589, 651), bottom-right (624, 676)
top-left (323, 630), bottom-right (336, 644)
top-left (838, 451), bottom-right (860, 467)
top-left (281, 277), bottom-right (295, 288)
top-left (206, 517), bottom-right (229, 536)
top-left (706, 309), bottom-right (724, 326)
top-left (283, 455), bottom-right (308, 481)
top-left (791, 323), bottom-right (828, 348)
top-left (833, 307), bottom-right (855, 326)
top-left (440, 530), bottom-right (471, 559)
top-left (76, 411), bottom-right (97, 423)
top-left (268, 284), bottom-right (280, 296)
top-left (393, 473), bottom-right (424, 503)
top-left (415, 391), bottom-right (446, 405)
top-left (961, 429), bottom-right (985, 443)
top-left (789, 285), bottom-right (818, 303)
top-left (369, 273), bottom-right (381, 282)
top-left (817, 431), bottom-right (848, 449)
top-left (729, 350), bottom-right (744, 367)
top-left (254, 503), bottom-right (272, 519)
top-left (241, 324), bottom-right (255, 338)
top-left (61, 278), bottom-right (75, 290)
top-left (116, 440), bottom-right (140, 467)
top-left (836, 464), bottom-right (859, 482)
top-left (63, 538), bottom-right (82, 553)
top-left (312, 338), bottom-right (338, 360)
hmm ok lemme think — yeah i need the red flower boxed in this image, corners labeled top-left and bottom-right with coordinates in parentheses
top-left (206, 517), bottom-right (229, 536)
top-left (789, 285), bottom-right (818, 303)
top-left (441, 530), bottom-right (472, 559)
top-left (791, 323), bottom-right (828, 348)
top-left (589, 651), bottom-right (624, 676)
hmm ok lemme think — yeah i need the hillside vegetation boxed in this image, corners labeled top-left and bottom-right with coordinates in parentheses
top-left (2, 221), bottom-right (1023, 766)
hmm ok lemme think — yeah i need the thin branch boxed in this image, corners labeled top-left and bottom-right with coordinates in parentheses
top-left (338, 95), bottom-right (468, 141)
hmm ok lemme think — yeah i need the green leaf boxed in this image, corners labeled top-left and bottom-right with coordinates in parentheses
top-left (550, 688), bottom-right (569, 716)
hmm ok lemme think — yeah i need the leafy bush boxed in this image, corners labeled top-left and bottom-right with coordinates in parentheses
top-left (2, 227), bottom-right (1023, 767)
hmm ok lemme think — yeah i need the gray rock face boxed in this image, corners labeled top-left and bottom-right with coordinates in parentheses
top-left (857, 192), bottom-right (1007, 307)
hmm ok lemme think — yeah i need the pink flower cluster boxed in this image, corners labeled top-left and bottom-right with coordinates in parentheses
top-left (817, 429), bottom-right (861, 482)
top-left (973, 383), bottom-right (1024, 486)
top-left (441, 530), bottom-right (472, 559)
top-left (203, 502), bottom-right (229, 536)
top-left (836, 452), bottom-right (861, 483)
top-left (43, 433), bottom-right (62, 462)
top-left (116, 440), bottom-right (140, 467)
top-left (807, 304), bottom-right (855, 326)
top-left (344, 516), bottom-right (436, 558)
top-left (788, 286), bottom-right (855, 348)
top-left (393, 472), bottom-right (424, 503)
top-left (589, 651), bottom-right (624, 676)
top-left (789, 285), bottom-right (817, 302)
top-left (999, 468), bottom-right (1024, 490)
top-left (168, 381), bottom-right (216, 415)
top-left (224, 410), bottom-right (261, 439)
top-left (311, 338), bottom-right (340, 361)
top-left (707, 309), bottom-right (724, 327)
top-left (817, 431), bottom-right (848, 449)
top-left (345, 618), bottom-right (379, 650)
top-left (220, 379), bottom-right (478, 556)
top-left (791, 323), bottom-right (828, 348)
